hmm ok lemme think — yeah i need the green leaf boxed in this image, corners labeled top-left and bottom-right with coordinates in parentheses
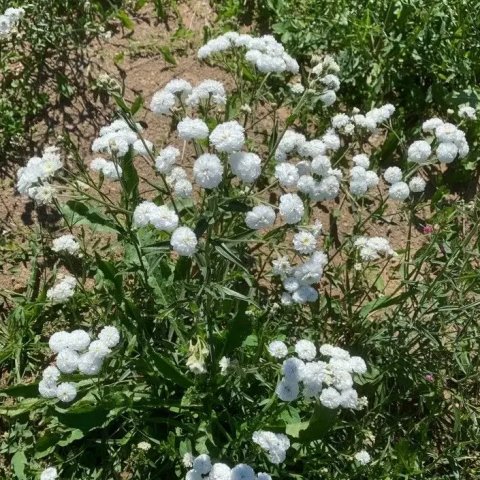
top-left (297, 404), bottom-right (338, 441)
top-left (0, 382), bottom-right (39, 398)
top-left (159, 46), bottom-right (176, 65)
top-left (117, 10), bottom-right (135, 30)
top-left (55, 403), bottom-right (109, 432)
top-left (60, 200), bottom-right (121, 233)
top-left (11, 451), bottom-right (27, 480)
top-left (140, 349), bottom-right (193, 389)
top-left (131, 95), bottom-right (144, 115)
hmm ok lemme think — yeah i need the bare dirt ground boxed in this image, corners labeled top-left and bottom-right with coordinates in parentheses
top-left (0, 1), bottom-right (431, 297)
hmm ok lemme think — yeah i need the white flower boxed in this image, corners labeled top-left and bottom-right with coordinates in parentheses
top-left (280, 292), bottom-right (293, 305)
top-left (163, 78), bottom-right (192, 97)
top-left (155, 146), bottom-right (180, 174)
top-left (422, 117), bottom-right (443, 133)
top-left (276, 378), bottom-right (299, 401)
top-left (38, 380), bottom-right (58, 398)
top-left (267, 340), bottom-right (288, 359)
top-left (150, 90), bottom-right (176, 115)
top-left (435, 123), bottom-right (459, 143)
top-left (436, 142), bottom-right (458, 163)
top-left (311, 155), bottom-right (331, 176)
top-left (331, 113), bottom-right (350, 129)
top-left (229, 152), bottom-right (262, 183)
top-left (173, 179), bottom-right (193, 198)
top-left (46, 276), bottom-right (76, 304)
top-left (40, 467), bottom-right (58, 480)
top-left (271, 256), bottom-right (292, 278)
top-left (27, 184), bottom-right (56, 205)
top-left (51, 235), bottom-right (80, 256)
top-left (354, 450), bottom-right (371, 465)
top-left (98, 326), bottom-right (120, 348)
top-left (252, 430), bottom-right (290, 464)
top-left (171, 227), bottom-right (197, 256)
top-left (292, 232), bottom-right (317, 255)
top-left (78, 352), bottom-right (103, 375)
top-left (322, 130), bottom-right (341, 151)
top-left (458, 105), bottom-right (476, 120)
top-left (16, 147), bottom-right (63, 195)
top-left (409, 176), bottom-right (426, 193)
top-left (290, 82), bottom-right (305, 94)
top-left (230, 464), bottom-right (256, 480)
top-left (294, 339), bottom-right (316, 361)
top-left (282, 357), bottom-right (305, 382)
top-left (388, 181), bottom-right (410, 201)
top-left (219, 356), bottom-right (230, 375)
top-left (320, 386), bottom-right (341, 408)
top-left (133, 202), bottom-right (179, 232)
top-left (56, 382), bottom-right (77, 402)
top-left (56, 349), bottom-right (79, 374)
top-left (209, 463), bottom-right (232, 480)
top-left (278, 193), bottom-right (304, 224)
top-left (319, 90), bottom-right (336, 106)
top-left (88, 340), bottom-right (112, 358)
top-left (245, 205), bottom-right (276, 230)
top-left (42, 366), bottom-right (61, 384)
top-left (274, 163), bottom-right (299, 188)
top-left (292, 285), bottom-right (318, 304)
top-left (193, 454), bottom-right (212, 475)
top-left (298, 139), bottom-right (327, 158)
top-left (90, 158), bottom-right (123, 180)
top-left (365, 171), bottom-right (379, 188)
top-left (186, 469), bottom-right (203, 480)
top-left (352, 154), bottom-right (370, 169)
top-left (177, 117), bottom-right (209, 140)
top-left (209, 121), bottom-right (245, 153)
top-left (49, 331), bottom-right (72, 353)
top-left (355, 236), bottom-right (395, 261)
top-left (137, 441), bottom-right (152, 451)
top-left (383, 166), bottom-right (403, 184)
top-left (407, 140), bottom-right (432, 164)
top-left (297, 175), bottom-right (315, 194)
top-left (182, 453), bottom-right (194, 468)
top-left (186, 79), bottom-right (227, 106)
top-left (133, 139), bottom-right (153, 156)
top-left (193, 154), bottom-right (224, 189)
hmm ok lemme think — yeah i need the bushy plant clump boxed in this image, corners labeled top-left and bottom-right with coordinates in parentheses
top-left (1, 27), bottom-right (480, 480)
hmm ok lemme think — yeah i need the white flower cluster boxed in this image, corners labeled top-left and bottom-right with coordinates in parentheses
top-left (354, 450), bottom-right (371, 465)
top-left (272, 250), bottom-right (327, 305)
top-left (308, 56), bottom-right (342, 106)
top-left (408, 118), bottom-right (469, 165)
top-left (51, 234), bottom-right (80, 256)
top-left (458, 104), bottom-right (477, 120)
top-left (354, 236), bottom-right (396, 262)
top-left (133, 201), bottom-right (197, 256)
top-left (349, 154), bottom-right (379, 197)
top-left (330, 104), bottom-right (394, 135)
top-left (272, 129), bottom-right (343, 202)
top-left (382, 165), bottom-right (426, 200)
top-left (90, 157), bottom-right (122, 180)
top-left (252, 431), bottom-right (290, 464)
top-left (269, 340), bottom-right (368, 410)
top-left (0, 7), bottom-right (24, 38)
top-left (351, 104), bottom-right (396, 132)
top-left (46, 275), bottom-right (76, 303)
top-left (198, 32), bottom-right (299, 75)
top-left (40, 467), bottom-right (58, 480)
top-left (38, 326), bottom-right (120, 403)
top-left (92, 119), bottom-right (145, 158)
top-left (185, 454), bottom-right (271, 480)
top-left (16, 146), bottom-right (62, 204)
top-left (150, 78), bottom-right (227, 116)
